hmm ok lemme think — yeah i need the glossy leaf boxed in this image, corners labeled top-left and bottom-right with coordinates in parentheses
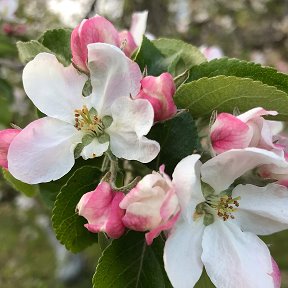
top-left (175, 76), bottom-right (288, 121)
top-left (52, 166), bottom-right (102, 252)
top-left (93, 231), bottom-right (172, 288)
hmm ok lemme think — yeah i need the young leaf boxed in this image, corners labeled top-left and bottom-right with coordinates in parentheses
top-left (38, 28), bottom-right (72, 66)
top-left (2, 168), bottom-right (39, 197)
top-left (147, 112), bottom-right (200, 175)
top-left (52, 166), bottom-right (102, 252)
top-left (16, 40), bottom-right (52, 64)
top-left (134, 37), bottom-right (206, 77)
top-left (93, 231), bottom-right (172, 288)
top-left (188, 58), bottom-right (288, 95)
top-left (175, 76), bottom-right (288, 121)
top-left (134, 35), bottom-right (167, 76)
top-left (153, 38), bottom-right (206, 76)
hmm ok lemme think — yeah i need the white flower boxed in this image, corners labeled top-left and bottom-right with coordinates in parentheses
top-left (164, 148), bottom-right (288, 288)
top-left (8, 43), bottom-right (160, 184)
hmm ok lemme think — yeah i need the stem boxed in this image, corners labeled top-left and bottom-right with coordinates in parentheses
top-left (106, 150), bottom-right (118, 183)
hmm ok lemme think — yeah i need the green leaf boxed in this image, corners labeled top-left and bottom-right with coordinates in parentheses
top-left (52, 166), bottom-right (102, 252)
top-left (38, 28), bottom-right (72, 66)
top-left (16, 40), bottom-right (51, 63)
top-left (188, 58), bottom-right (288, 95)
top-left (175, 76), bottom-right (288, 121)
top-left (2, 168), bottom-right (39, 197)
top-left (153, 38), bottom-right (207, 76)
top-left (39, 157), bottom-right (104, 209)
top-left (134, 37), bottom-right (206, 77)
top-left (134, 36), bottom-right (167, 76)
top-left (147, 112), bottom-right (200, 175)
top-left (93, 231), bottom-right (172, 288)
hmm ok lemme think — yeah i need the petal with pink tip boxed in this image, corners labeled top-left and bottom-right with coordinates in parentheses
top-left (210, 113), bottom-right (252, 154)
top-left (202, 221), bottom-right (274, 288)
top-left (237, 107), bottom-right (277, 123)
top-left (87, 43), bottom-right (142, 116)
top-left (107, 97), bottom-right (160, 163)
top-left (0, 129), bottom-right (20, 168)
top-left (271, 258), bottom-right (281, 288)
top-left (23, 53), bottom-right (87, 124)
top-left (8, 117), bottom-right (82, 184)
top-left (201, 147), bottom-right (288, 192)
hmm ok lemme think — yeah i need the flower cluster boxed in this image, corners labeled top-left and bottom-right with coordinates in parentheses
top-left (2, 11), bottom-right (288, 288)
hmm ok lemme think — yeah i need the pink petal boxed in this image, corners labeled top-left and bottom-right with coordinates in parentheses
top-left (271, 257), bottom-right (281, 288)
top-left (105, 192), bottom-right (126, 238)
top-left (0, 129), bottom-right (20, 169)
top-left (145, 212), bottom-right (180, 245)
top-left (237, 107), bottom-right (277, 123)
top-left (135, 73), bottom-right (177, 122)
top-left (118, 30), bottom-right (138, 57)
top-left (210, 113), bottom-right (253, 154)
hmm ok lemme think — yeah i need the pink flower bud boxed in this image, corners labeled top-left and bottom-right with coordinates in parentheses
top-left (0, 129), bottom-right (20, 169)
top-left (76, 182), bottom-right (125, 239)
top-left (118, 30), bottom-right (137, 58)
top-left (71, 15), bottom-right (120, 73)
top-left (135, 73), bottom-right (177, 122)
top-left (120, 165), bottom-right (180, 245)
top-left (210, 107), bottom-right (278, 154)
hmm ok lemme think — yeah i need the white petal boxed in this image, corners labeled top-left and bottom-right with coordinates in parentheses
top-left (8, 117), bottom-right (82, 184)
top-left (129, 11), bottom-right (148, 46)
top-left (87, 43), bottom-right (142, 116)
top-left (172, 155), bottom-right (204, 220)
top-left (164, 219), bottom-right (204, 288)
top-left (201, 147), bottom-right (288, 192)
top-left (80, 138), bottom-right (109, 159)
top-left (232, 183), bottom-right (288, 235)
top-left (202, 221), bottom-right (274, 288)
top-left (23, 53), bottom-right (87, 124)
top-left (107, 97), bottom-right (160, 163)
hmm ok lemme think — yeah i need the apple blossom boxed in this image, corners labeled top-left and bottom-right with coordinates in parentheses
top-left (164, 148), bottom-right (288, 288)
top-left (135, 72), bottom-right (177, 122)
top-left (120, 165), bottom-right (180, 245)
top-left (8, 43), bottom-right (160, 184)
top-left (76, 182), bottom-right (125, 239)
top-left (210, 107), bottom-right (279, 154)
top-left (0, 128), bottom-right (20, 169)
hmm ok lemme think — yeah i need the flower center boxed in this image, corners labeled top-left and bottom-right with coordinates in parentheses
top-left (193, 183), bottom-right (241, 226)
top-left (74, 105), bottom-right (105, 136)
top-left (205, 194), bottom-right (240, 221)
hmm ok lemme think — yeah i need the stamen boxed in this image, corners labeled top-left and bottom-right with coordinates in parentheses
top-left (206, 194), bottom-right (241, 221)
top-left (74, 106), bottom-right (108, 136)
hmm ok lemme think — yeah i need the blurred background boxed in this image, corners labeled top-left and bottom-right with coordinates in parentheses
top-left (1, 0), bottom-right (288, 287)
